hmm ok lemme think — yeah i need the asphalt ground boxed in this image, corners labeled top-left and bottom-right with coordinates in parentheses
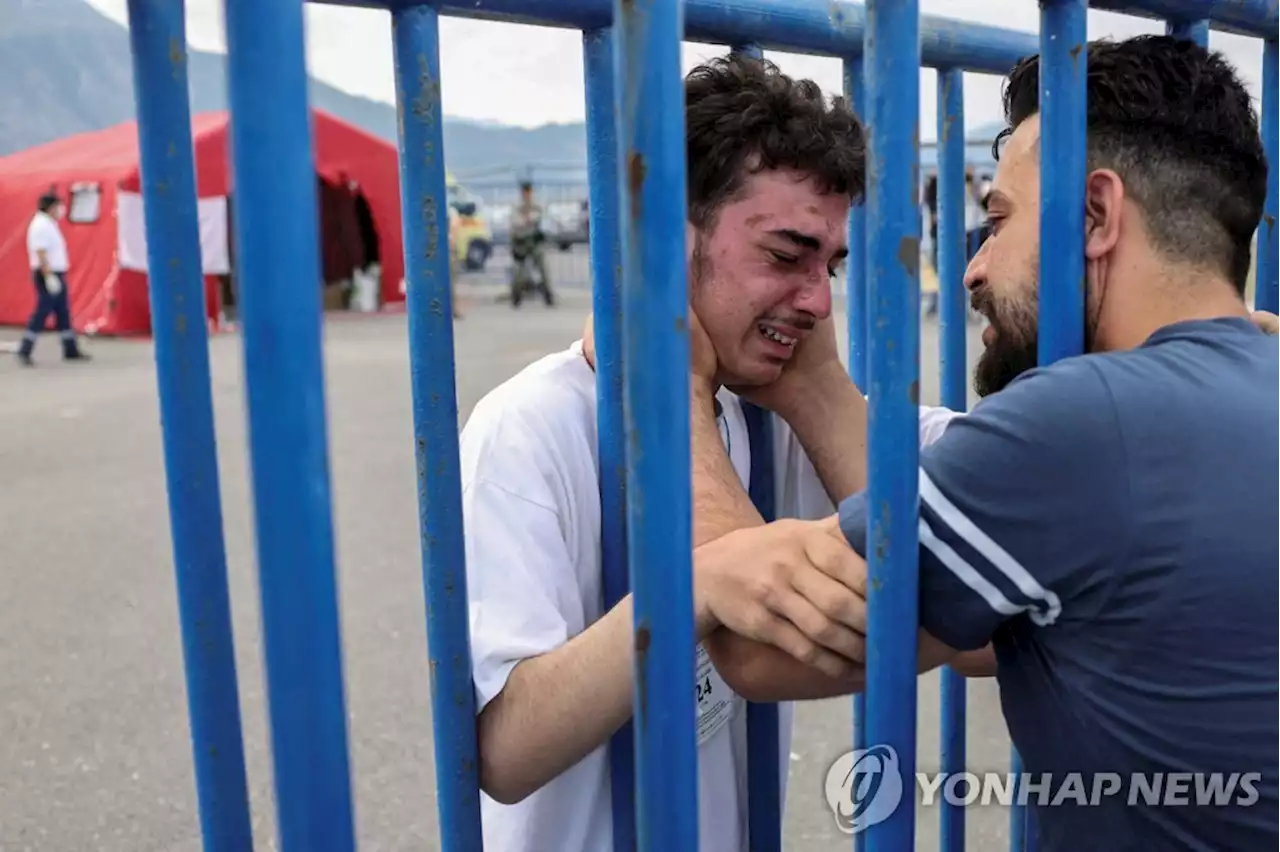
top-left (0, 248), bottom-right (1016, 851)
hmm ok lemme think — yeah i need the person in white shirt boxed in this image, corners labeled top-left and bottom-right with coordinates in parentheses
top-left (18, 191), bottom-right (89, 366)
top-left (458, 54), bottom-right (964, 852)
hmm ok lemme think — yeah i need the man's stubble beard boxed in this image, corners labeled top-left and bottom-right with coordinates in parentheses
top-left (973, 289), bottom-right (1040, 398)
top-left (974, 330), bottom-right (1040, 397)
top-left (972, 281), bottom-right (1100, 398)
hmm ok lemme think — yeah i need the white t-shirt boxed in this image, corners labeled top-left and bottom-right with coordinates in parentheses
top-left (459, 340), bottom-right (960, 852)
top-left (27, 211), bottom-right (69, 272)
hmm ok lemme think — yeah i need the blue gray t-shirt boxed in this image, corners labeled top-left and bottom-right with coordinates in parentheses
top-left (839, 317), bottom-right (1279, 851)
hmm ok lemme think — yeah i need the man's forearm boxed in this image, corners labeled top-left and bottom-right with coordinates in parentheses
top-left (693, 380), bottom-right (870, 689)
top-left (691, 386), bottom-right (763, 545)
top-left (709, 627), bottom-right (967, 702)
top-left (479, 586), bottom-right (722, 804)
top-left (704, 627), bottom-right (864, 700)
top-left (478, 596), bottom-right (636, 804)
top-left (949, 646), bottom-right (998, 677)
top-left (782, 365), bottom-right (869, 504)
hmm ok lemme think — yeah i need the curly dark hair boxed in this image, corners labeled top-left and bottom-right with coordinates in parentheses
top-left (997, 35), bottom-right (1267, 294)
top-left (684, 54), bottom-right (866, 229)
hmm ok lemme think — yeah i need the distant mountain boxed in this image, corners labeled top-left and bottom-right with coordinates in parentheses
top-left (2, 0), bottom-right (1005, 178)
top-left (0, 0), bottom-right (586, 173)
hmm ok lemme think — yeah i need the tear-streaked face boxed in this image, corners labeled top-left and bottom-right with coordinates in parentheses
top-left (690, 168), bottom-right (851, 387)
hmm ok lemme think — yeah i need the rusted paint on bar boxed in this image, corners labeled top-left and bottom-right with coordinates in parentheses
top-left (392, 6), bottom-right (483, 849)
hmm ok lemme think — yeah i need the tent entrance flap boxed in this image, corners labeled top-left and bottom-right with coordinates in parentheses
top-left (318, 175), bottom-right (383, 312)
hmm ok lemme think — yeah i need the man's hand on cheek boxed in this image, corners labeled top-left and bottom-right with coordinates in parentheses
top-left (734, 315), bottom-right (847, 417)
top-left (580, 308), bottom-right (719, 399)
top-left (688, 307), bottom-right (718, 399)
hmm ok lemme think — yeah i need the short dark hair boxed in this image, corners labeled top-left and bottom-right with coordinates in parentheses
top-left (997, 35), bottom-right (1266, 294)
top-left (37, 192), bottom-right (60, 212)
top-left (684, 54), bottom-right (866, 229)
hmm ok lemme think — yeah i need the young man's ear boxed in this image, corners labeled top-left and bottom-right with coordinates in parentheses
top-left (1083, 169), bottom-right (1124, 261)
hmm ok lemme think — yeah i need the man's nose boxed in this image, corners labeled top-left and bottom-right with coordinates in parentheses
top-left (795, 278), bottom-right (833, 320)
top-left (962, 241), bottom-right (988, 292)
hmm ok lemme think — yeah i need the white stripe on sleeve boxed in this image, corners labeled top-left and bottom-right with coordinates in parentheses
top-left (918, 517), bottom-right (1025, 617)
top-left (918, 468), bottom-right (1062, 626)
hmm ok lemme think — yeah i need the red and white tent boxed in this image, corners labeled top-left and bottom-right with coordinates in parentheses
top-left (0, 109), bottom-right (406, 336)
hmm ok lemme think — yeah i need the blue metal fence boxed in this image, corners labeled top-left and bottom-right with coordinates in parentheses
top-left (124, 4), bottom-right (252, 849)
top-left (935, 64), bottom-right (969, 852)
top-left (122, 0), bottom-right (1278, 851)
top-left (391, 7), bottom-right (487, 849)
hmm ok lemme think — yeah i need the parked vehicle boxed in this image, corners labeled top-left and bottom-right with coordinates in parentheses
top-left (446, 174), bottom-right (493, 271)
top-left (545, 199), bottom-right (590, 251)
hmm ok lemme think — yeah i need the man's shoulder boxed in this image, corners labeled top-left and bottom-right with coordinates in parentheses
top-left (1093, 317), bottom-right (1277, 383)
top-left (460, 342), bottom-right (599, 475)
top-left (466, 341), bottom-right (596, 428)
top-left (974, 354), bottom-right (1116, 429)
top-left (932, 356), bottom-right (1122, 480)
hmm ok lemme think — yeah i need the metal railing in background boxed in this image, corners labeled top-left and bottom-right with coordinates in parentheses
top-left (448, 167), bottom-right (593, 296)
top-left (121, 0), bottom-right (1278, 850)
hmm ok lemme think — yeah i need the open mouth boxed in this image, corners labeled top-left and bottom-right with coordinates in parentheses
top-left (757, 322), bottom-right (798, 349)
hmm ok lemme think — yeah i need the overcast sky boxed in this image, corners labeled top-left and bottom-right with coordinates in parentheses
top-left (85, 0), bottom-right (1266, 139)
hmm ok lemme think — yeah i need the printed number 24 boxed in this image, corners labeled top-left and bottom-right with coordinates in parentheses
top-left (695, 675), bottom-right (713, 704)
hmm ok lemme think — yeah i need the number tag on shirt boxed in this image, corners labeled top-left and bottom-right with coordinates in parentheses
top-left (695, 643), bottom-right (738, 746)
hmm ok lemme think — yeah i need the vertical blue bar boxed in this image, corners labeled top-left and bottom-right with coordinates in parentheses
top-left (936, 65), bottom-right (968, 852)
top-left (1165, 19), bottom-right (1209, 47)
top-left (744, 406), bottom-right (781, 852)
top-left (1259, 39), bottom-right (1278, 314)
top-left (584, 26), bottom-right (636, 852)
top-left (391, 8), bottom-right (484, 852)
top-left (862, 1), bottom-right (921, 850)
top-left (737, 34), bottom-right (781, 852)
top-left (843, 57), bottom-right (868, 392)
top-left (614, 0), bottom-right (698, 847)
top-left (1037, 0), bottom-right (1087, 368)
top-left (124, 2), bottom-right (253, 849)
top-left (936, 69), bottom-right (968, 415)
top-left (746, 695), bottom-right (781, 852)
top-left (1023, 4), bottom-right (1088, 849)
top-left (1009, 748), bottom-right (1031, 851)
top-left (223, 0), bottom-right (356, 848)
top-left (841, 53), bottom-right (868, 852)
